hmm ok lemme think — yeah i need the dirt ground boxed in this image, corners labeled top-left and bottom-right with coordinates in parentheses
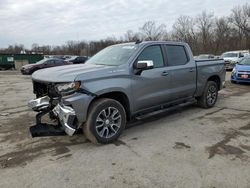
top-left (0, 71), bottom-right (250, 188)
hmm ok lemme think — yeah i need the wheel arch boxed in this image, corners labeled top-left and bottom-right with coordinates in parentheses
top-left (88, 91), bottom-right (131, 121)
top-left (207, 75), bottom-right (221, 90)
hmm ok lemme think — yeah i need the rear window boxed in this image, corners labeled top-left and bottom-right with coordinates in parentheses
top-left (165, 45), bottom-right (188, 66)
top-left (222, 53), bottom-right (238, 58)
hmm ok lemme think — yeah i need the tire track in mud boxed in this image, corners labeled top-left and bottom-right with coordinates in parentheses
top-left (207, 122), bottom-right (250, 161)
top-left (0, 139), bottom-right (87, 168)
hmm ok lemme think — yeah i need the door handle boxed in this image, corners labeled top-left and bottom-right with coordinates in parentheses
top-left (161, 71), bottom-right (169, 76)
top-left (189, 68), bottom-right (194, 72)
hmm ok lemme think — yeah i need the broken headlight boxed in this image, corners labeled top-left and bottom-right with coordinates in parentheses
top-left (55, 81), bottom-right (81, 96)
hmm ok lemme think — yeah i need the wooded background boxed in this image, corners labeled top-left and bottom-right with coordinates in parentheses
top-left (1, 3), bottom-right (249, 56)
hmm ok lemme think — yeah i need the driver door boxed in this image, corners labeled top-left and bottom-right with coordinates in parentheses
top-left (131, 45), bottom-right (172, 112)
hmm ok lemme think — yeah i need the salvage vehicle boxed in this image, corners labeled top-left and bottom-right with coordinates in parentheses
top-left (231, 57), bottom-right (250, 83)
top-left (28, 41), bottom-right (226, 144)
top-left (21, 58), bottom-right (72, 75)
top-left (221, 51), bottom-right (244, 70)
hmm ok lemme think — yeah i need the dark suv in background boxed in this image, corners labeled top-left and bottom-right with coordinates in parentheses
top-left (68, 56), bottom-right (89, 64)
top-left (21, 58), bottom-right (72, 75)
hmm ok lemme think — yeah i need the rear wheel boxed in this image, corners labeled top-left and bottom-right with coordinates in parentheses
top-left (83, 98), bottom-right (126, 144)
top-left (197, 81), bottom-right (218, 108)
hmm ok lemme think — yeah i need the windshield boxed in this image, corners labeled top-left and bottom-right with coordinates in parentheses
top-left (87, 44), bottom-right (138, 66)
top-left (222, 53), bottom-right (238, 58)
top-left (238, 58), bottom-right (250, 65)
top-left (36, 59), bottom-right (48, 64)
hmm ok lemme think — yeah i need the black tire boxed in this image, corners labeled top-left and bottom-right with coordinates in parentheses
top-left (231, 80), bottom-right (237, 84)
top-left (197, 81), bottom-right (218, 109)
top-left (83, 98), bottom-right (126, 144)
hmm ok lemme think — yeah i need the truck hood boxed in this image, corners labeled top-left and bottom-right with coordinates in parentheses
top-left (32, 63), bottom-right (127, 83)
top-left (223, 57), bottom-right (239, 62)
top-left (236, 64), bottom-right (250, 71)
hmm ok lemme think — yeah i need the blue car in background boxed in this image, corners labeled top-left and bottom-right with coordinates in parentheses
top-left (231, 57), bottom-right (250, 83)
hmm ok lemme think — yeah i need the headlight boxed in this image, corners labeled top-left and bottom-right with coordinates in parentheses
top-left (55, 81), bottom-right (81, 95)
top-left (232, 68), bottom-right (236, 74)
top-left (230, 60), bottom-right (237, 64)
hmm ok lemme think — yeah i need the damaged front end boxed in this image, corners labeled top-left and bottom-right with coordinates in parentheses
top-left (52, 103), bottom-right (76, 136)
top-left (28, 80), bottom-right (94, 136)
top-left (28, 95), bottom-right (78, 136)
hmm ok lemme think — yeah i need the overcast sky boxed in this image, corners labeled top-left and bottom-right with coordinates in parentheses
top-left (0, 0), bottom-right (248, 48)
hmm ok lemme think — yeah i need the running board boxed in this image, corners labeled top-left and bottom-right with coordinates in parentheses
top-left (135, 99), bottom-right (196, 120)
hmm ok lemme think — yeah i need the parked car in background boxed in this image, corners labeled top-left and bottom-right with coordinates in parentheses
top-left (231, 57), bottom-right (250, 84)
top-left (21, 58), bottom-right (72, 75)
top-left (241, 50), bottom-right (250, 57)
top-left (68, 56), bottom-right (89, 64)
top-left (221, 51), bottom-right (244, 70)
top-left (196, 54), bottom-right (215, 60)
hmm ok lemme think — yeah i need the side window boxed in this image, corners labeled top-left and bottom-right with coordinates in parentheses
top-left (137, 45), bottom-right (164, 68)
top-left (165, 45), bottom-right (188, 66)
top-left (47, 60), bottom-right (54, 64)
top-left (55, 60), bottom-right (62, 64)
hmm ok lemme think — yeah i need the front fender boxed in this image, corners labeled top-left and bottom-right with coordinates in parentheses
top-left (62, 93), bottom-right (94, 127)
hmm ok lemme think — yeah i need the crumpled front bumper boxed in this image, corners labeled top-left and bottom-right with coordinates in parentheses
top-left (28, 96), bottom-right (50, 111)
top-left (28, 96), bottom-right (77, 136)
top-left (52, 104), bottom-right (76, 136)
top-left (28, 93), bottom-right (94, 136)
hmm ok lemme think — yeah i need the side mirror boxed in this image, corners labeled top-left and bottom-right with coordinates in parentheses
top-left (135, 60), bottom-right (154, 70)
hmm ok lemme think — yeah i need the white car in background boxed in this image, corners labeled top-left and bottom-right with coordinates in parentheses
top-left (221, 51), bottom-right (245, 70)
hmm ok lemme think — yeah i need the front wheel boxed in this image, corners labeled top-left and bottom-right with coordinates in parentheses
top-left (197, 81), bottom-right (218, 108)
top-left (83, 98), bottom-right (126, 144)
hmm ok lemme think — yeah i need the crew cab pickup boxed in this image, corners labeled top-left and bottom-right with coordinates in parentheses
top-left (28, 41), bottom-right (226, 144)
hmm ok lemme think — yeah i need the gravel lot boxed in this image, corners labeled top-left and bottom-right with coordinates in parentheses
top-left (0, 71), bottom-right (250, 188)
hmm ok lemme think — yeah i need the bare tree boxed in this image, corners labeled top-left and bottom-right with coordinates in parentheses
top-left (172, 16), bottom-right (198, 52)
top-left (196, 11), bottom-right (214, 53)
top-left (213, 17), bottom-right (232, 53)
top-left (124, 30), bottom-right (142, 42)
top-left (139, 21), bottom-right (167, 40)
top-left (230, 3), bottom-right (250, 49)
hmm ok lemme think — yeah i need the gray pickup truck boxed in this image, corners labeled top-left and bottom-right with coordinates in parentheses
top-left (28, 41), bottom-right (226, 144)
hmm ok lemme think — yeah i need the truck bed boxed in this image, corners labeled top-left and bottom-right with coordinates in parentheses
top-left (195, 59), bottom-right (226, 96)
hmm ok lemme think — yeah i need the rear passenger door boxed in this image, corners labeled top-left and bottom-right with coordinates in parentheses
top-left (164, 45), bottom-right (196, 100)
